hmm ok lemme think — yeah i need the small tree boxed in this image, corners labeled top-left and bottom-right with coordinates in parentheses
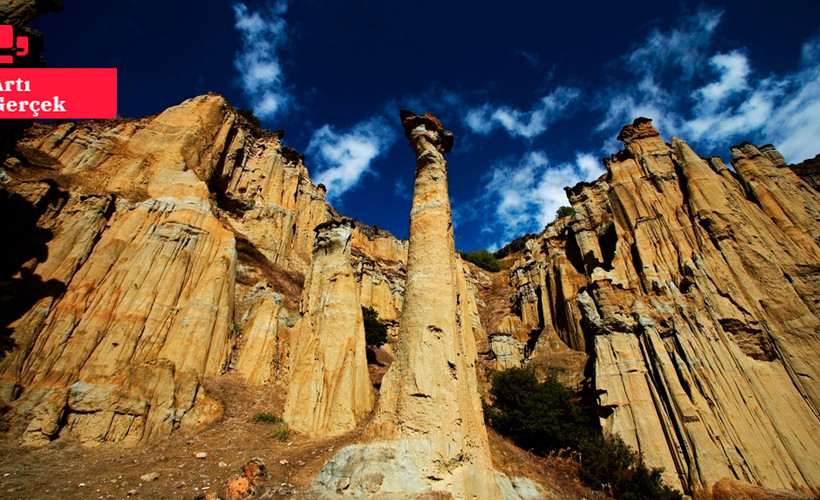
top-left (485, 367), bottom-right (683, 499)
top-left (485, 368), bottom-right (592, 454)
top-left (461, 249), bottom-right (501, 272)
top-left (362, 306), bottom-right (388, 347)
top-left (555, 205), bottom-right (574, 219)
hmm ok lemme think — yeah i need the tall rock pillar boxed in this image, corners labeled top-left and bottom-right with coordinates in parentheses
top-left (283, 218), bottom-right (375, 436)
top-left (312, 112), bottom-right (504, 499)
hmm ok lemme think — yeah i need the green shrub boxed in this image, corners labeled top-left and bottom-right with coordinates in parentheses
top-left (253, 412), bottom-right (282, 424)
top-left (580, 435), bottom-right (682, 500)
top-left (461, 249), bottom-right (501, 272)
top-left (485, 368), bottom-right (593, 454)
top-left (362, 306), bottom-right (388, 347)
top-left (555, 205), bottom-right (574, 219)
top-left (485, 367), bottom-right (682, 499)
top-left (253, 413), bottom-right (290, 442)
top-left (271, 425), bottom-right (290, 442)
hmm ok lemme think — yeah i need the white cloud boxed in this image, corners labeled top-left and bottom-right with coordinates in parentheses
top-left (393, 178), bottom-right (411, 200)
top-left (764, 36), bottom-right (820, 162)
top-left (233, 1), bottom-right (291, 120)
top-left (473, 151), bottom-right (605, 250)
top-left (464, 87), bottom-right (581, 139)
top-left (696, 52), bottom-right (750, 109)
top-left (597, 10), bottom-right (820, 164)
top-left (308, 117), bottom-right (396, 203)
top-left (625, 9), bottom-right (722, 80)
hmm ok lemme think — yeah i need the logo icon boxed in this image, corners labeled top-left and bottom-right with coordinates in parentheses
top-left (0, 25), bottom-right (29, 64)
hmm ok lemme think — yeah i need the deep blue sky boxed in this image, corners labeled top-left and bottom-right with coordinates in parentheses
top-left (31, 1), bottom-right (820, 250)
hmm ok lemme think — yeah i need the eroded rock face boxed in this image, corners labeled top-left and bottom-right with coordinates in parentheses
top-left (1, 95), bottom-right (491, 450)
top-left (0, 94), bottom-right (336, 445)
top-left (0, 0), bottom-right (62, 27)
top-left (312, 111), bottom-right (503, 499)
top-left (504, 118), bottom-right (820, 496)
top-left (283, 218), bottom-right (375, 436)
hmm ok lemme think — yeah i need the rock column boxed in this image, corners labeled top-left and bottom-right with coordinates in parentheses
top-left (283, 218), bottom-right (375, 436)
top-left (312, 111), bottom-right (504, 499)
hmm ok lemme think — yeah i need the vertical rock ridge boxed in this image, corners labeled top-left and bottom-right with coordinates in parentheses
top-left (504, 118), bottom-right (820, 496)
top-left (283, 217), bottom-right (375, 436)
top-left (311, 111), bottom-right (504, 499)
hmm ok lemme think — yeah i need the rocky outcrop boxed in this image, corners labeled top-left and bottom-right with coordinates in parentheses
top-left (1, 94), bottom-right (494, 450)
top-left (351, 225), bottom-right (407, 325)
top-left (789, 153), bottom-right (820, 192)
top-left (0, 0), bottom-right (62, 27)
top-left (283, 218), bottom-right (375, 436)
top-left (311, 111), bottom-right (504, 499)
top-left (0, 94), bottom-right (336, 445)
top-left (504, 118), bottom-right (820, 496)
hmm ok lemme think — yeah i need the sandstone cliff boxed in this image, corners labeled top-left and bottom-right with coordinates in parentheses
top-left (283, 218), bottom-right (375, 436)
top-left (0, 95), bottom-right (338, 445)
top-left (0, 94), bottom-right (481, 453)
top-left (4, 91), bottom-right (820, 499)
top-left (499, 118), bottom-right (820, 497)
top-left (311, 111), bottom-right (507, 499)
top-left (0, 0), bottom-right (62, 28)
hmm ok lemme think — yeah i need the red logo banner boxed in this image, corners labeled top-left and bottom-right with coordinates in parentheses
top-left (0, 68), bottom-right (117, 119)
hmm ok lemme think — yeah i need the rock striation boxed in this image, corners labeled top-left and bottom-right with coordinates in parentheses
top-left (0, 94), bottom-right (336, 445)
top-left (311, 111), bottom-right (504, 499)
top-left (0, 94), bottom-right (487, 451)
top-left (283, 217), bottom-right (375, 436)
top-left (502, 118), bottom-right (820, 496)
top-left (5, 90), bottom-right (820, 498)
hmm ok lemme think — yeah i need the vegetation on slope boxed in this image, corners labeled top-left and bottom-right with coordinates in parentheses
top-left (460, 249), bottom-right (501, 272)
top-left (485, 368), bottom-right (683, 500)
top-left (362, 305), bottom-right (388, 347)
top-left (555, 205), bottom-right (574, 219)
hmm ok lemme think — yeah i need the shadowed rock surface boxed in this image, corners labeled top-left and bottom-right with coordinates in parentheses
top-left (499, 118), bottom-right (820, 497)
top-left (284, 218), bottom-right (375, 436)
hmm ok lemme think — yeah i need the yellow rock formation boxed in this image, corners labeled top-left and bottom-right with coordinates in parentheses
top-left (312, 111), bottom-right (504, 499)
top-left (284, 218), bottom-right (375, 436)
top-left (506, 118), bottom-right (820, 496)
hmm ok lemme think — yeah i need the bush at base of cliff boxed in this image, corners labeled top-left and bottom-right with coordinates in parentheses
top-left (362, 306), bottom-right (388, 347)
top-left (485, 367), bottom-right (682, 500)
top-left (580, 435), bottom-right (682, 500)
top-left (484, 367), bottom-right (591, 454)
top-left (460, 249), bottom-right (501, 272)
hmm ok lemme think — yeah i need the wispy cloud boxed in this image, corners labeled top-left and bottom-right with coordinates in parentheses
top-left (597, 9), bottom-right (820, 163)
top-left (469, 151), bottom-right (605, 250)
top-left (233, 1), bottom-right (291, 120)
top-left (308, 117), bottom-right (396, 203)
top-left (517, 50), bottom-right (541, 68)
top-left (625, 9), bottom-right (722, 80)
top-left (764, 35), bottom-right (820, 162)
top-left (464, 87), bottom-right (581, 139)
top-left (393, 178), bottom-right (411, 200)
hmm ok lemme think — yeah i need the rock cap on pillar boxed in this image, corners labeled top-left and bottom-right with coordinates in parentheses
top-left (399, 109), bottom-right (454, 154)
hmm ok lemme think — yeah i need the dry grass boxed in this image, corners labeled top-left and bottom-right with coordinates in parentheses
top-left (488, 428), bottom-right (597, 499)
top-left (0, 372), bottom-right (364, 499)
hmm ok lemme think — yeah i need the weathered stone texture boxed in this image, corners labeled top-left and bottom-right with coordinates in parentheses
top-left (0, 95), bottom-right (336, 445)
top-left (283, 218), bottom-right (375, 436)
top-left (0, 0), bottom-right (62, 27)
top-left (1, 95), bottom-right (492, 450)
top-left (311, 111), bottom-right (504, 499)
top-left (504, 118), bottom-right (820, 496)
